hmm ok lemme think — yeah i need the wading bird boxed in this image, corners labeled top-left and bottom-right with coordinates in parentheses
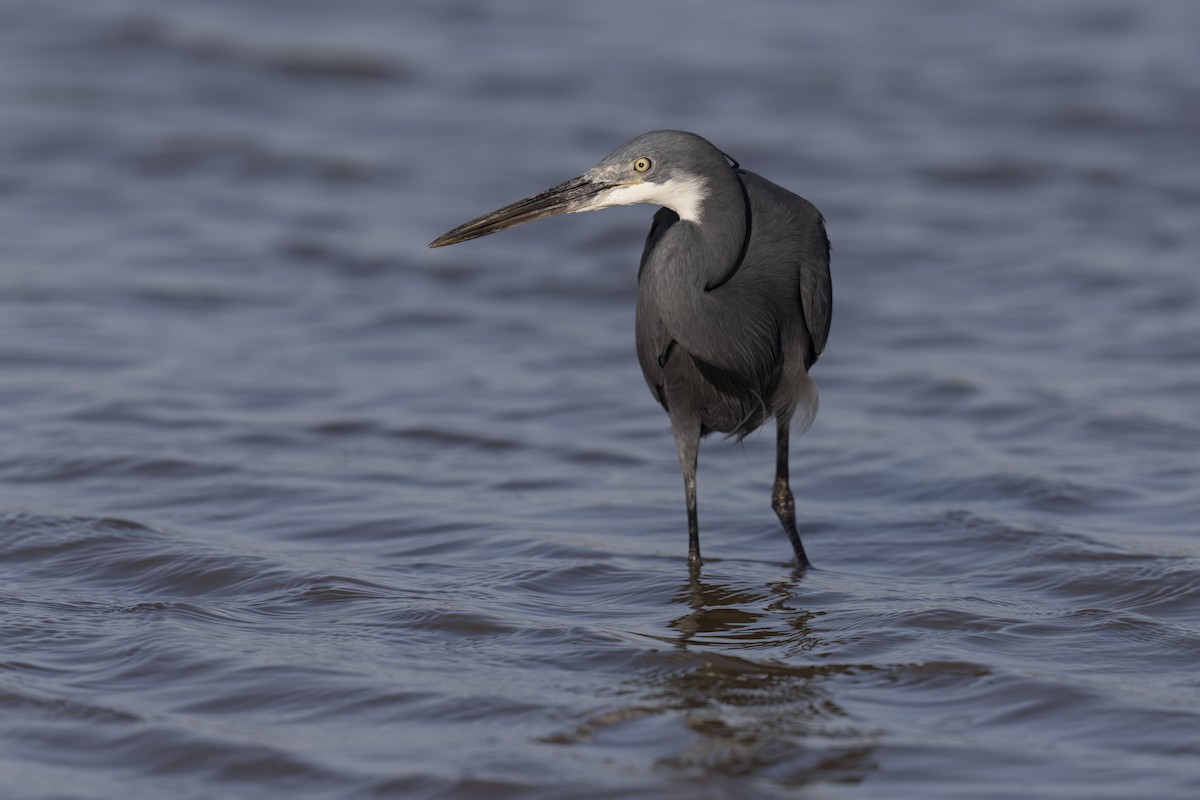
top-left (428, 130), bottom-right (831, 568)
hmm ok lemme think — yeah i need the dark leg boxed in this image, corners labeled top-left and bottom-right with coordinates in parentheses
top-left (671, 416), bottom-right (701, 567)
top-left (772, 415), bottom-right (810, 568)
top-left (684, 470), bottom-right (700, 568)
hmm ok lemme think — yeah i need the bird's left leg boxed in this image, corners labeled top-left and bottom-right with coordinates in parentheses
top-left (772, 413), bottom-right (810, 568)
top-left (670, 413), bottom-right (702, 568)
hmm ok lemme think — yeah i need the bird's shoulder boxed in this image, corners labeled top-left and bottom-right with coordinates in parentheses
top-left (742, 171), bottom-right (824, 229)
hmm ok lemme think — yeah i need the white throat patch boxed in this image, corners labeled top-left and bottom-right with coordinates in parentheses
top-left (577, 175), bottom-right (710, 223)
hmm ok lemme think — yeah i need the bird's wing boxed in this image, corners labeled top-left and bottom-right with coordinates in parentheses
top-left (797, 208), bottom-right (832, 367)
top-left (736, 172), bottom-right (831, 371)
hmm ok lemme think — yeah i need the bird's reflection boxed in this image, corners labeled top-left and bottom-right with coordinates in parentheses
top-left (668, 565), bottom-right (817, 647)
top-left (546, 567), bottom-right (878, 788)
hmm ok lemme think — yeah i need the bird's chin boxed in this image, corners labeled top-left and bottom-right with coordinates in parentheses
top-left (569, 180), bottom-right (649, 213)
top-left (573, 175), bottom-right (709, 223)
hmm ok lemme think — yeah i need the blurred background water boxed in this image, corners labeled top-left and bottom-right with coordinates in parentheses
top-left (2, 1), bottom-right (1199, 798)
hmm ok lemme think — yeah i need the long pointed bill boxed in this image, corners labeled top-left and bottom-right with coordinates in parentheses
top-left (427, 174), bottom-right (615, 248)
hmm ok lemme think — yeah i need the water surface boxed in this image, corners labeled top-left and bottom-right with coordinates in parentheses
top-left (2, 1), bottom-right (1199, 798)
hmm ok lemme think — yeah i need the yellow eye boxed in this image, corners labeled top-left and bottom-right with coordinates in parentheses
top-left (633, 156), bottom-right (652, 173)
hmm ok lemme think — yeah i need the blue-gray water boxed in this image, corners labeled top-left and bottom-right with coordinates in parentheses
top-left (3, 1), bottom-right (1199, 798)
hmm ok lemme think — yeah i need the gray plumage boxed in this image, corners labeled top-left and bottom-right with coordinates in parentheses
top-left (429, 130), bottom-right (831, 568)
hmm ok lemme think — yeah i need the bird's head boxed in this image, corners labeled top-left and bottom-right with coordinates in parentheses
top-left (428, 130), bottom-right (731, 248)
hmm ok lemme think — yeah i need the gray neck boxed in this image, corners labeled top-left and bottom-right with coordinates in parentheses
top-left (642, 168), bottom-right (758, 372)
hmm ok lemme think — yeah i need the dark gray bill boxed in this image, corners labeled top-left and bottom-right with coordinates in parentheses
top-left (427, 175), bottom-right (612, 248)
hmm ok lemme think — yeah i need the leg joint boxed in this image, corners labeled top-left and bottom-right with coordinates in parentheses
top-left (771, 482), bottom-right (795, 517)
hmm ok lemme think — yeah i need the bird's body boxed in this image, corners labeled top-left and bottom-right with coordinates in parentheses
top-left (635, 168), bottom-right (829, 439)
top-left (429, 131), bottom-right (830, 568)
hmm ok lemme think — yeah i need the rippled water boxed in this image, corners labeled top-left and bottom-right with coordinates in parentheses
top-left (3, 1), bottom-right (1199, 797)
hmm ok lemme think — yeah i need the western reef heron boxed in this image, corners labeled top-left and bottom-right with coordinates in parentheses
top-left (428, 130), bottom-right (831, 568)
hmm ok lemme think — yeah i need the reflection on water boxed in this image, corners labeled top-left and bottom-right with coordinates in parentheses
top-left (668, 571), bottom-right (820, 651)
top-left (547, 572), bottom-right (877, 788)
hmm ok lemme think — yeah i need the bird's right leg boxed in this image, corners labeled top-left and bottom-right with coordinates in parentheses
top-left (670, 414), bottom-right (702, 567)
top-left (772, 413), bottom-right (811, 569)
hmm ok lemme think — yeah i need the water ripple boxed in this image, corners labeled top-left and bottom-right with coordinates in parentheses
top-left (4, 0), bottom-right (1200, 797)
